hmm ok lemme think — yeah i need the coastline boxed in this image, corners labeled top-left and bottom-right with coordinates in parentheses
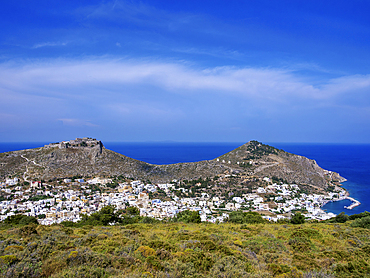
top-left (320, 188), bottom-right (361, 215)
top-left (344, 196), bottom-right (361, 209)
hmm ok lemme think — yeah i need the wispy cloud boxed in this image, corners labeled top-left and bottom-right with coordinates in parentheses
top-left (58, 118), bottom-right (99, 127)
top-left (1, 57), bottom-right (370, 142)
top-left (1, 57), bottom-right (369, 105)
top-left (32, 41), bottom-right (69, 49)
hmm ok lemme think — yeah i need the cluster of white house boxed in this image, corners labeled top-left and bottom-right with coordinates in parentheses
top-left (0, 176), bottom-right (348, 224)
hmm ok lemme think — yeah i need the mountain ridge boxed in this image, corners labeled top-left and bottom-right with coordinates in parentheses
top-left (0, 138), bottom-right (345, 189)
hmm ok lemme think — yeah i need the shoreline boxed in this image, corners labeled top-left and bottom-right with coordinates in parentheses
top-left (320, 191), bottom-right (361, 214)
top-left (344, 196), bottom-right (361, 209)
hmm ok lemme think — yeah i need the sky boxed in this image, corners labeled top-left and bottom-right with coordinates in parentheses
top-left (1, 0), bottom-right (370, 143)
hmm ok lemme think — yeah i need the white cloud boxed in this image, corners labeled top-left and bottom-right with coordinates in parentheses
top-left (1, 57), bottom-right (369, 106)
top-left (1, 57), bottom-right (370, 130)
top-left (0, 57), bottom-right (369, 142)
top-left (32, 41), bottom-right (68, 49)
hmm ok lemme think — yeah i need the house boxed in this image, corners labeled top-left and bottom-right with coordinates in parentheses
top-left (225, 203), bottom-right (235, 210)
top-left (5, 178), bottom-right (18, 186)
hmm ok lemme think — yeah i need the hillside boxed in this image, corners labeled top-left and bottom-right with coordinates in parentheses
top-left (0, 139), bottom-right (344, 189)
top-left (0, 219), bottom-right (369, 277)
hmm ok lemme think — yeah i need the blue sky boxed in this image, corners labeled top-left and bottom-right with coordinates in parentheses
top-left (1, 0), bottom-right (370, 143)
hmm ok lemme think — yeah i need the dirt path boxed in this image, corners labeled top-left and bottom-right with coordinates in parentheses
top-left (21, 154), bottom-right (42, 182)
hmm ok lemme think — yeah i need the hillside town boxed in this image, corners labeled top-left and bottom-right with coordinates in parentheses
top-left (0, 173), bottom-right (355, 225)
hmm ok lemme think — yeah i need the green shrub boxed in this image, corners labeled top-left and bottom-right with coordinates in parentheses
top-left (60, 221), bottom-right (77, 227)
top-left (1, 259), bottom-right (41, 278)
top-left (136, 246), bottom-right (156, 258)
top-left (268, 263), bottom-right (290, 276)
top-left (0, 255), bottom-right (18, 265)
top-left (348, 211), bottom-right (370, 220)
top-left (334, 259), bottom-right (370, 277)
top-left (155, 248), bottom-right (173, 260)
top-left (303, 270), bottom-right (335, 278)
top-left (79, 205), bottom-right (121, 226)
top-left (289, 237), bottom-right (313, 252)
top-left (51, 265), bottom-right (112, 278)
top-left (334, 212), bottom-right (349, 223)
top-left (291, 212), bottom-right (305, 224)
top-left (209, 256), bottom-right (252, 277)
top-left (173, 210), bottom-right (201, 223)
top-left (146, 255), bottom-right (163, 270)
top-left (350, 216), bottom-right (370, 229)
top-left (140, 216), bottom-right (159, 224)
top-left (19, 224), bottom-right (38, 236)
top-left (183, 251), bottom-right (214, 272)
top-left (3, 245), bottom-right (24, 253)
top-left (228, 211), bottom-right (265, 224)
top-left (148, 240), bottom-right (175, 252)
top-left (2, 214), bottom-right (38, 226)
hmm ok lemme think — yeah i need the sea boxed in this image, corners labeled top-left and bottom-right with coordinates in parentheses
top-left (1, 142), bottom-right (369, 216)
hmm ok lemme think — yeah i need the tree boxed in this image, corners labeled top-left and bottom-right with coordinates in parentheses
top-left (173, 210), bottom-right (201, 223)
top-left (126, 206), bottom-right (140, 216)
top-left (228, 211), bottom-right (245, 224)
top-left (290, 212), bottom-right (305, 224)
top-left (2, 214), bottom-right (39, 226)
top-left (228, 211), bottom-right (265, 224)
top-left (335, 212), bottom-right (349, 223)
top-left (80, 205), bottom-right (121, 226)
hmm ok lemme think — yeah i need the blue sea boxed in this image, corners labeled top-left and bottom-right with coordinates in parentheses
top-left (1, 142), bottom-right (369, 215)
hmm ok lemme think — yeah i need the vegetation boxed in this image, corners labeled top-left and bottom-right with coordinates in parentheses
top-left (290, 212), bottom-right (305, 224)
top-left (63, 205), bottom-right (142, 227)
top-left (173, 210), bottom-right (201, 223)
top-left (242, 140), bottom-right (280, 160)
top-left (1, 210), bottom-right (370, 277)
top-left (27, 195), bottom-right (53, 202)
top-left (228, 211), bottom-right (265, 224)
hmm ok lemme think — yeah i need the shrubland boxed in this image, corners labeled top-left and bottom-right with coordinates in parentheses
top-left (0, 210), bottom-right (369, 277)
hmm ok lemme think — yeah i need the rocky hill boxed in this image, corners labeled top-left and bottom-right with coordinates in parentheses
top-left (0, 138), bottom-right (344, 188)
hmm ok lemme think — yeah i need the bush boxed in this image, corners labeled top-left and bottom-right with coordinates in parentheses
top-left (1, 259), bottom-right (41, 278)
top-left (79, 205), bottom-right (122, 226)
top-left (291, 212), bottom-right (305, 224)
top-left (140, 217), bottom-right (159, 224)
top-left (349, 211), bottom-right (370, 220)
top-left (60, 221), bottom-right (77, 227)
top-left (228, 211), bottom-right (265, 224)
top-left (173, 210), bottom-right (201, 223)
top-left (303, 270), bottom-right (335, 278)
top-left (136, 246), bottom-right (156, 258)
top-left (334, 212), bottom-right (349, 223)
top-left (0, 255), bottom-right (18, 265)
top-left (351, 216), bottom-right (370, 229)
top-left (51, 265), bottom-right (112, 278)
top-left (4, 245), bottom-right (24, 253)
top-left (19, 224), bottom-right (38, 236)
top-left (268, 263), bottom-right (291, 276)
top-left (209, 256), bottom-right (251, 277)
top-left (2, 214), bottom-right (39, 226)
top-left (180, 250), bottom-right (214, 272)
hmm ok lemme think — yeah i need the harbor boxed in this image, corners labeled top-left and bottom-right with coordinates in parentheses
top-left (344, 197), bottom-right (361, 210)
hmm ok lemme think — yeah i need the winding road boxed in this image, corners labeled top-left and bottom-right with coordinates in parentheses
top-left (21, 154), bottom-right (42, 182)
